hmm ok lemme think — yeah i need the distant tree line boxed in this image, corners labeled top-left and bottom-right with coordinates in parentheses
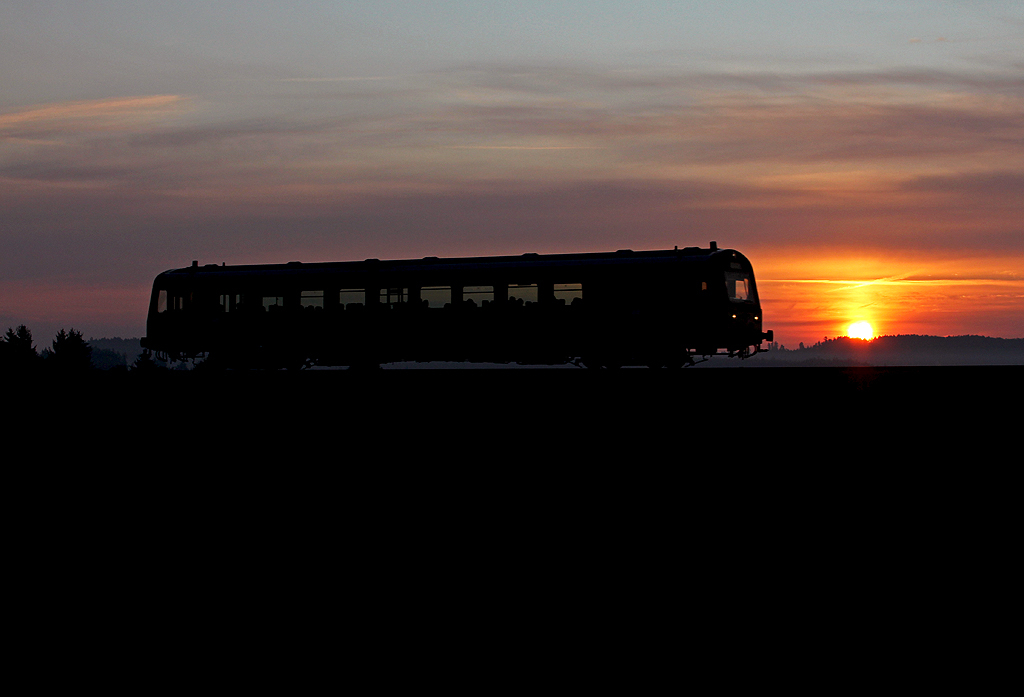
top-left (0, 325), bottom-right (159, 373)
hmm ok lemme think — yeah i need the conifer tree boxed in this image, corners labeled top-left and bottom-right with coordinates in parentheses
top-left (48, 328), bottom-right (93, 372)
top-left (1, 325), bottom-right (39, 371)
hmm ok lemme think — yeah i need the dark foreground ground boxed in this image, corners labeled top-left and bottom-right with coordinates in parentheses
top-left (25, 362), bottom-right (1014, 523)
top-left (10, 365), bottom-right (1016, 683)
top-left (23, 363), bottom-right (1018, 446)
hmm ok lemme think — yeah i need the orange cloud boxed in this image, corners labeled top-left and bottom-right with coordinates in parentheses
top-left (0, 95), bottom-right (190, 140)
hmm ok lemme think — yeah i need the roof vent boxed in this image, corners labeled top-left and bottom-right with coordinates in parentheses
top-left (710, 241), bottom-right (718, 251)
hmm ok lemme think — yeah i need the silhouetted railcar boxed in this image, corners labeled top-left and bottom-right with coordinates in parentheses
top-left (141, 243), bottom-right (772, 368)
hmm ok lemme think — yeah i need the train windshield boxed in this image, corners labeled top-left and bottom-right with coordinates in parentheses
top-left (725, 271), bottom-right (754, 302)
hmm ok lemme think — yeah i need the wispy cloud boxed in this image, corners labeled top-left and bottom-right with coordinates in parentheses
top-left (279, 76), bottom-right (399, 82)
top-left (0, 95), bottom-right (189, 136)
top-left (828, 273), bottom-right (919, 291)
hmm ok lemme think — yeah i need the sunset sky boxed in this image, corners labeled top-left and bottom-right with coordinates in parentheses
top-left (2, 1), bottom-right (1022, 347)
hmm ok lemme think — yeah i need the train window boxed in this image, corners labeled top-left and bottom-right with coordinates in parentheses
top-left (421, 286), bottom-right (451, 308)
top-left (380, 287), bottom-right (408, 308)
top-left (157, 290), bottom-right (168, 313)
top-left (339, 289), bottom-right (364, 308)
top-left (554, 283), bottom-right (582, 304)
top-left (220, 294), bottom-right (242, 312)
top-left (464, 285), bottom-right (493, 305)
top-left (725, 271), bottom-right (751, 301)
top-left (263, 296), bottom-right (284, 311)
top-left (301, 290), bottom-right (324, 309)
top-left (509, 283), bottom-right (538, 304)
top-left (172, 294), bottom-right (186, 311)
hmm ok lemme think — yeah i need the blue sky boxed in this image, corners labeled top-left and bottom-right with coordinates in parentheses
top-left (2, 1), bottom-right (1022, 343)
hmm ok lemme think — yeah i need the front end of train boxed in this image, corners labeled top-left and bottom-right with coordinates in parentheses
top-left (711, 248), bottom-right (773, 358)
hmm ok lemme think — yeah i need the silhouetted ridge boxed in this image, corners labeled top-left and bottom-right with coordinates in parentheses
top-left (757, 334), bottom-right (1023, 366)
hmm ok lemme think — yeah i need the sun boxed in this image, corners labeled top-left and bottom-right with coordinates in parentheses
top-left (847, 321), bottom-right (875, 340)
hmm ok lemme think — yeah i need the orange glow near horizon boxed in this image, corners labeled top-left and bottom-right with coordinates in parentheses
top-left (752, 250), bottom-right (1024, 348)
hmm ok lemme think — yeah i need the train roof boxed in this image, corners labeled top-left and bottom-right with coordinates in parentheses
top-left (156, 243), bottom-right (749, 279)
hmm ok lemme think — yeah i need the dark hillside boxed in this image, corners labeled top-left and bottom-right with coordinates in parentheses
top-left (88, 337), bottom-right (144, 366)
